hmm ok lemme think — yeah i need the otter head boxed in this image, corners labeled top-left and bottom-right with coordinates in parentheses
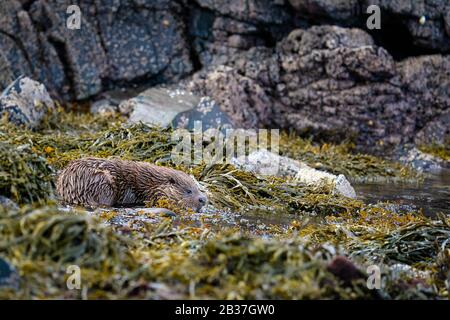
top-left (158, 168), bottom-right (207, 212)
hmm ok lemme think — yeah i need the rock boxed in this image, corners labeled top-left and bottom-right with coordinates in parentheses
top-left (95, 1), bottom-right (192, 83)
top-left (190, 25), bottom-right (449, 155)
top-left (172, 96), bottom-right (235, 131)
top-left (326, 256), bottom-right (366, 286)
top-left (120, 86), bottom-right (201, 127)
top-left (189, 65), bottom-right (274, 128)
top-left (120, 86), bottom-right (234, 130)
top-left (0, 0), bottom-right (193, 100)
top-left (0, 76), bottom-right (55, 128)
top-left (231, 149), bottom-right (308, 176)
top-left (28, 0), bottom-right (108, 100)
top-left (0, 196), bottom-right (19, 211)
top-left (0, 257), bottom-right (19, 289)
top-left (288, 0), bottom-right (450, 52)
top-left (231, 149), bottom-right (356, 198)
top-left (1, 0), bottom-right (449, 103)
top-left (332, 174), bottom-right (357, 199)
top-left (414, 110), bottom-right (450, 146)
top-left (395, 145), bottom-right (445, 172)
top-left (90, 99), bottom-right (118, 115)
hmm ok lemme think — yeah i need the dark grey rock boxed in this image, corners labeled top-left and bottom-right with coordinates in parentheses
top-left (172, 96), bottom-right (234, 131)
top-left (95, 0), bottom-right (192, 83)
top-left (288, 0), bottom-right (450, 52)
top-left (415, 110), bottom-right (450, 146)
top-left (188, 65), bottom-right (274, 129)
top-left (0, 257), bottom-right (19, 290)
top-left (1, 0), bottom-right (449, 104)
top-left (120, 85), bottom-right (234, 131)
top-left (0, 0), bottom-right (193, 100)
top-left (189, 26), bottom-right (449, 155)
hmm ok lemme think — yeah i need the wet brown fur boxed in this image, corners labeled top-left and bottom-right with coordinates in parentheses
top-left (56, 157), bottom-right (207, 210)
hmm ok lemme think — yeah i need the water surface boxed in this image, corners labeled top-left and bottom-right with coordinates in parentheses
top-left (354, 169), bottom-right (450, 217)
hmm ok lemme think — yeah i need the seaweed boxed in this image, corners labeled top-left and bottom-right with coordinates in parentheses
top-left (0, 110), bottom-right (447, 300)
top-left (418, 140), bottom-right (450, 161)
top-left (0, 140), bottom-right (54, 204)
top-left (280, 132), bottom-right (421, 182)
top-left (1, 205), bottom-right (446, 299)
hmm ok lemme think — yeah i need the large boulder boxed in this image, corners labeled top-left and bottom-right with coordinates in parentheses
top-left (0, 0), bottom-right (193, 100)
top-left (188, 65), bottom-right (274, 128)
top-left (288, 0), bottom-right (450, 52)
top-left (1, 0), bottom-right (448, 104)
top-left (189, 26), bottom-right (449, 154)
top-left (0, 76), bottom-right (55, 128)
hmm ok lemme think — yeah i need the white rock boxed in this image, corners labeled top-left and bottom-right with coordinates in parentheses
top-left (232, 149), bottom-right (357, 198)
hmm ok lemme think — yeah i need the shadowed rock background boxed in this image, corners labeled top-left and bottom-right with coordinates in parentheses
top-left (0, 0), bottom-right (448, 155)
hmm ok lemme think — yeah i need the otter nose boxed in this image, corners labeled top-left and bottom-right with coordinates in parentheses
top-left (198, 195), bottom-right (207, 206)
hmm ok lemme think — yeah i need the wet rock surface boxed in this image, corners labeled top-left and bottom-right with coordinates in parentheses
top-left (119, 86), bottom-right (199, 127)
top-left (395, 145), bottom-right (447, 172)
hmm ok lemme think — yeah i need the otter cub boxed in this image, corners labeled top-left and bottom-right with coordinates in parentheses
top-left (56, 157), bottom-right (207, 211)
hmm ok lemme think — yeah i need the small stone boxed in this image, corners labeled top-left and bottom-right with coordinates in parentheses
top-left (419, 16), bottom-right (426, 25)
top-left (90, 99), bottom-right (118, 115)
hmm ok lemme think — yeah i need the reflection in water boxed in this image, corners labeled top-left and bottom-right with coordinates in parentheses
top-left (354, 169), bottom-right (450, 217)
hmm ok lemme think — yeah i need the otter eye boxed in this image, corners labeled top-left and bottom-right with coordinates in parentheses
top-left (168, 177), bottom-right (175, 184)
top-left (186, 189), bottom-right (192, 195)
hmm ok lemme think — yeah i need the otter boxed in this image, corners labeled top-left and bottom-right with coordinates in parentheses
top-left (56, 157), bottom-right (207, 211)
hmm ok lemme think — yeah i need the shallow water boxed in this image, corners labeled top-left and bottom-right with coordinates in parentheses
top-left (354, 169), bottom-right (450, 217)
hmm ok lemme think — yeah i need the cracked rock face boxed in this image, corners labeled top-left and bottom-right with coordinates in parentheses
top-left (0, 1), bottom-right (448, 156)
top-left (0, 0), bottom-right (193, 100)
top-left (1, 0), bottom-right (448, 103)
top-left (288, 0), bottom-right (450, 52)
top-left (189, 26), bottom-right (449, 154)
